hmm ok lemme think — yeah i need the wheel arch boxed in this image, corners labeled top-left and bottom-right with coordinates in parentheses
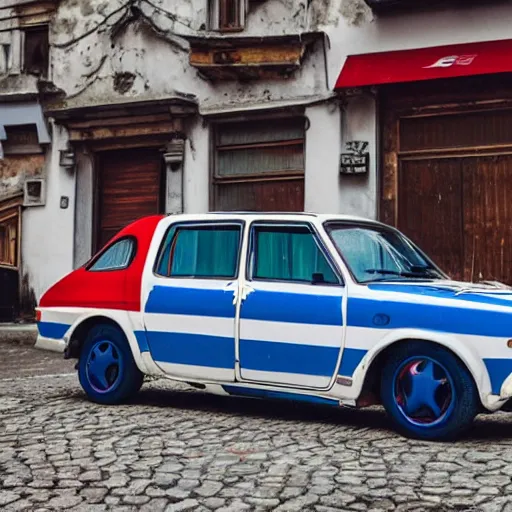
top-left (65, 311), bottom-right (148, 374)
top-left (352, 330), bottom-right (493, 410)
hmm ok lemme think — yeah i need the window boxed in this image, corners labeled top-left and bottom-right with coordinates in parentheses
top-left (88, 238), bottom-right (135, 271)
top-left (155, 224), bottom-right (242, 279)
top-left (208, 0), bottom-right (245, 31)
top-left (3, 125), bottom-right (41, 155)
top-left (250, 224), bottom-right (339, 284)
top-left (0, 216), bottom-right (17, 267)
top-left (23, 25), bottom-right (49, 77)
top-left (325, 224), bottom-right (444, 283)
top-left (213, 118), bottom-right (305, 211)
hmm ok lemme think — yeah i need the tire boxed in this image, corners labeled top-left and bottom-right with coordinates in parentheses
top-left (380, 340), bottom-right (479, 441)
top-left (78, 323), bottom-right (143, 405)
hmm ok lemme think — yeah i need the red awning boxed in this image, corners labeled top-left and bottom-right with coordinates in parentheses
top-left (335, 39), bottom-right (512, 89)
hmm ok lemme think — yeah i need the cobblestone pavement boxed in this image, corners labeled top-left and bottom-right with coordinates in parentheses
top-left (2, 341), bottom-right (512, 511)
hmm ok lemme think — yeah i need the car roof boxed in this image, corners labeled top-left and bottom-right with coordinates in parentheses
top-left (165, 211), bottom-right (389, 227)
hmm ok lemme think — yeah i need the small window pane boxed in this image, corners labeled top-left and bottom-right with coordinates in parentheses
top-left (156, 225), bottom-right (241, 279)
top-left (217, 120), bottom-right (304, 146)
top-left (252, 226), bottom-right (338, 284)
top-left (217, 144), bottom-right (304, 177)
top-left (89, 238), bottom-right (134, 271)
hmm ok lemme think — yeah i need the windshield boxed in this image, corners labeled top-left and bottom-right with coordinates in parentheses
top-left (324, 223), bottom-right (445, 283)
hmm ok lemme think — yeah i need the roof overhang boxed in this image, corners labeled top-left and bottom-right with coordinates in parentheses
top-left (45, 95), bottom-right (198, 121)
top-left (335, 38), bottom-right (512, 90)
top-left (45, 96), bottom-right (198, 143)
top-left (0, 102), bottom-right (50, 144)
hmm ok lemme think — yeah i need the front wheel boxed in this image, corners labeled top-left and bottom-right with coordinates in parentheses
top-left (380, 341), bottom-right (480, 441)
top-left (78, 323), bottom-right (143, 405)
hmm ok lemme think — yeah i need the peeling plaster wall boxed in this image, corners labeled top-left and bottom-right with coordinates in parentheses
top-left (0, 154), bottom-right (45, 200)
top-left (50, 0), bottom-right (326, 111)
top-left (22, 123), bottom-right (76, 300)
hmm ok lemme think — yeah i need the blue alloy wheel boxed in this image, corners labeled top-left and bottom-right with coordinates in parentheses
top-left (380, 340), bottom-right (480, 441)
top-left (78, 323), bottom-right (143, 405)
top-left (393, 357), bottom-right (455, 427)
top-left (86, 340), bottom-right (123, 394)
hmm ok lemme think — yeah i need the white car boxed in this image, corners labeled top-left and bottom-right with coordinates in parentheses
top-left (36, 212), bottom-right (512, 441)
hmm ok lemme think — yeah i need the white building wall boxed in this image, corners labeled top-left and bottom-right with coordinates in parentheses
top-left (304, 101), bottom-right (341, 214)
top-left (22, 122), bottom-right (76, 300)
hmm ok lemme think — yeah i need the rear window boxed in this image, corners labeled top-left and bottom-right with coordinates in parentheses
top-left (88, 237), bottom-right (136, 271)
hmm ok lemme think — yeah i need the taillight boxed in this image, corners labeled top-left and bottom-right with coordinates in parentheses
top-left (35, 310), bottom-right (42, 322)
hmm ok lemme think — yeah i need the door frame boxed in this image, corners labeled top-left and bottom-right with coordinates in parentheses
top-left (234, 219), bottom-right (348, 391)
top-left (141, 218), bottom-right (247, 382)
top-left (92, 146), bottom-right (166, 254)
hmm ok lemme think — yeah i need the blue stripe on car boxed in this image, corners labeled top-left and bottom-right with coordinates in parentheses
top-left (146, 332), bottom-right (235, 369)
top-left (134, 331), bottom-right (150, 352)
top-left (241, 290), bottom-right (342, 325)
top-left (38, 321), bottom-right (69, 339)
top-left (145, 286), bottom-right (235, 318)
top-left (338, 348), bottom-right (367, 377)
top-left (222, 385), bottom-right (339, 405)
top-left (348, 297), bottom-right (512, 338)
top-left (483, 359), bottom-right (512, 395)
top-left (239, 339), bottom-right (339, 376)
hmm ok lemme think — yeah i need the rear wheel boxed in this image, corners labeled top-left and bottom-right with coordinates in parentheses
top-left (380, 341), bottom-right (479, 441)
top-left (78, 323), bottom-right (143, 405)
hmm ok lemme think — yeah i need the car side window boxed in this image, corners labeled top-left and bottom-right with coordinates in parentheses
top-left (250, 224), bottom-right (340, 285)
top-left (155, 224), bottom-right (242, 279)
top-left (88, 238), bottom-right (135, 271)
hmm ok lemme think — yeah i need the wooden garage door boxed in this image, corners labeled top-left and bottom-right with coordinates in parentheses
top-left (212, 118), bottom-right (305, 211)
top-left (392, 108), bottom-right (512, 284)
top-left (97, 148), bottom-right (162, 249)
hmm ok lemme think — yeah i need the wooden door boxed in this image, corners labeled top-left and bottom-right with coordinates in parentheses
top-left (462, 155), bottom-right (512, 283)
top-left (397, 154), bottom-right (512, 284)
top-left (96, 148), bottom-right (162, 249)
top-left (397, 158), bottom-right (464, 280)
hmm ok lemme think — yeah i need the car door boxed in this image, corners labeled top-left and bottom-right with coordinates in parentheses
top-left (142, 220), bottom-right (244, 382)
top-left (238, 221), bottom-right (345, 389)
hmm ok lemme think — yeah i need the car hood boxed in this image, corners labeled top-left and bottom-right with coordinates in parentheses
top-left (366, 279), bottom-right (512, 309)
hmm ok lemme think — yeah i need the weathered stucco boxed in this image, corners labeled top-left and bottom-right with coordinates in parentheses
top-left (49, 0), bottom-right (327, 112)
top-left (0, 154), bottom-right (45, 200)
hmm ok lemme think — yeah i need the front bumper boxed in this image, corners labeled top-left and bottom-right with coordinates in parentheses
top-left (34, 335), bottom-right (66, 353)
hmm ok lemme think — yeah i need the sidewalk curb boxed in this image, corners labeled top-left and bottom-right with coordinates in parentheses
top-left (0, 324), bottom-right (38, 347)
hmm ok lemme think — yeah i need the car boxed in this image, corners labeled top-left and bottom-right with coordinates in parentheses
top-left (35, 212), bottom-right (512, 441)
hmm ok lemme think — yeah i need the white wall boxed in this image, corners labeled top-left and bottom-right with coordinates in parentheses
top-left (338, 94), bottom-right (377, 219)
top-left (304, 101), bottom-right (342, 214)
top-left (73, 150), bottom-right (93, 269)
top-left (183, 118), bottom-right (210, 214)
top-left (22, 122), bottom-right (76, 300)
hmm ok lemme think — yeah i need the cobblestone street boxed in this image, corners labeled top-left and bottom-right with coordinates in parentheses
top-left (2, 340), bottom-right (512, 511)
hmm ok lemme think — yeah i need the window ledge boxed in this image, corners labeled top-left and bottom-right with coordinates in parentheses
top-left (184, 32), bottom-right (325, 81)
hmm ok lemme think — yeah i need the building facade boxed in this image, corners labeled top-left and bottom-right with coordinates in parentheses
top-left (2, 0), bottom-right (512, 320)
top-left (331, 0), bottom-right (512, 285)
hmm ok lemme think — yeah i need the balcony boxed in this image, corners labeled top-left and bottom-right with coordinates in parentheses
top-left (185, 33), bottom-right (323, 81)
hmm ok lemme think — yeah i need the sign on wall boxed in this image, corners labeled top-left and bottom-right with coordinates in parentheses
top-left (340, 140), bottom-right (370, 175)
